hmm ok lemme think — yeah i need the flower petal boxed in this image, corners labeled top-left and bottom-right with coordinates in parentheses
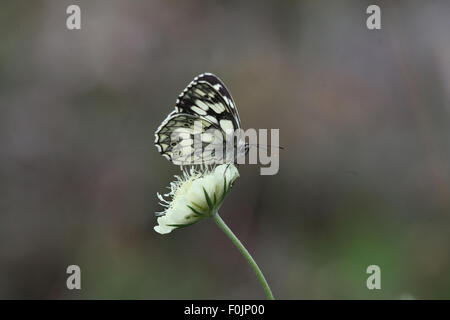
top-left (154, 164), bottom-right (240, 234)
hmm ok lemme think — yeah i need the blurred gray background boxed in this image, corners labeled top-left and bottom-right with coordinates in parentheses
top-left (0, 0), bottom-right (449, 299)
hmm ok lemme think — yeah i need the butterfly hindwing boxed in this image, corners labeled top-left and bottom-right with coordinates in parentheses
top-left (155, 113), bottom-right (226, 165)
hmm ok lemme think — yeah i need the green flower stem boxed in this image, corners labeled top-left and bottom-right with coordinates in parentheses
top-left (212, 212), bottom-right (275, 300)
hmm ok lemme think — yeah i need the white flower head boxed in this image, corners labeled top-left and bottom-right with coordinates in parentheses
top-left (154, 164), bottom-right (240, 234)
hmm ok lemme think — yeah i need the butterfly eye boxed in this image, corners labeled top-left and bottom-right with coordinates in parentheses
top-left (171, 142), bottom-right (177, 147)
top-left (184, 123), bottom-right (190, 127)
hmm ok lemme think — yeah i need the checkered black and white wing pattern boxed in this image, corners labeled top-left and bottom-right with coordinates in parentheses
top-left (175, 73), bottom-right (241, 134)
top-left (154, 113), bottom-right (221, 165)
top-left (155, 73), bottom-right (243, 166)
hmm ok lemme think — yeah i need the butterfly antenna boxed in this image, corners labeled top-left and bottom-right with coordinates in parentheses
top-left (249, 144), bottom-right (285, 151)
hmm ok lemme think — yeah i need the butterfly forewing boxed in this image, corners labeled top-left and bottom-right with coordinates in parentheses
top-left (176, 73), bottom-right (241, 130)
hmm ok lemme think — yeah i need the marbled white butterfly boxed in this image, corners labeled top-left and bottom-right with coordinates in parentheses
top-left (155, 73), bottom-right (249, 166)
